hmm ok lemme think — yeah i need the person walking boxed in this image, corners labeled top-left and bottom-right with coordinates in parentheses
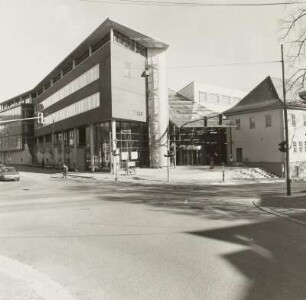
top-left (62, 163), bottom-right (68, 179)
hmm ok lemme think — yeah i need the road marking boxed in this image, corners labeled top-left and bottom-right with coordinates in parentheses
top-left (0, 254), bottom-right (78, 300)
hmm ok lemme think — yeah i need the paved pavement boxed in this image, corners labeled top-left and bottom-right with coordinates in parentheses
top-left (1, 165), bottom-right (305, 299)
top-left (67, 165), bottom-right (285, 185)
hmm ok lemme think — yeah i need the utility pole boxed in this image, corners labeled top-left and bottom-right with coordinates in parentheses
top-left (167, 132), bottom-right (170, 183)
top-left (281, 44), bottom-right (291, 196)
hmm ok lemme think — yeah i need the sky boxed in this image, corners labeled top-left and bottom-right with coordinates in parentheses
top-left (0, 0), bottom-right (300, 101)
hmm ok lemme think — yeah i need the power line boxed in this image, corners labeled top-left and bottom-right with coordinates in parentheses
top-left (167, 60), bottom-right (281, 69)
top-left (110, 60), bottom-right (281, 70)
top-left (110, 60), bottom-right (280, 70)
top-left (80, 0), bottom-right (304, 7)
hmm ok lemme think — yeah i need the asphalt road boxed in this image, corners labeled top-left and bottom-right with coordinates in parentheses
top-left (0, 171), bottom-right (306, 300)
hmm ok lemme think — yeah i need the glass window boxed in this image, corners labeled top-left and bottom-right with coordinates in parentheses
top-left (292, 114), bottom-right (296, 127)
top-left (40, 64), bottom-right (99, 110)
top-left (293, 141), bottom-right (297, 152)
top-left (236, 119), bottom-right (241, 130)
top-left (44, 93), bottom-right (100, 125)
top-left (124, 62), bottom-right (131, 78)
top-left (265, 115), bottom-right (272, 127)
top-left (249, 117), bottom-right (255, 129)
top-left (299, 141), bottom-right (303, 152)
top-left (69, 130), bottom-right (74, 146)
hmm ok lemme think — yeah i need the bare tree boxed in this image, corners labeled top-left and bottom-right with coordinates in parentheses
top-left (281, 5), bottom-right (306, 95)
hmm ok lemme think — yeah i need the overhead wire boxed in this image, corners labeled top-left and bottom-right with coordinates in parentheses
top-left (167, 60), bottom-right (281, 69)
top-left (80, 0), bottom-right (304, 7)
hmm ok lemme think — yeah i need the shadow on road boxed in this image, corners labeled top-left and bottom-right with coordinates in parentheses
top-left (64, 180), bottom-right (305, 221)
top-left (188, 217), bottom-right (306, 300)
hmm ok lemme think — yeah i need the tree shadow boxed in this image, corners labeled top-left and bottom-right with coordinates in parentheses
top-left (188, 217), bottom-right (306, 300)
top-left (64, 180), bottom-right (306, 221)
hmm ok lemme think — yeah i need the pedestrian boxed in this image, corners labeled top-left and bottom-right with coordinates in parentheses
top-left (209, 155), bottom-right (214, 169)
top-left (62, 163), bottom-right (68, 179)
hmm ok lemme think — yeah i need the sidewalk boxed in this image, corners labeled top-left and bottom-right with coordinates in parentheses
top-left (67, 165), bottom-right (286, 185)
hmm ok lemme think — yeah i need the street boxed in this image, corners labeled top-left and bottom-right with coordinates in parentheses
top-left (0, 171), bottom-right (306, 300)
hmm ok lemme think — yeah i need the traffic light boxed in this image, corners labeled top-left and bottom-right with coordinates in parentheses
top-left (278, 141), bottom-right (287, 152)
top-left (37, 112), bottom-right (44, 125)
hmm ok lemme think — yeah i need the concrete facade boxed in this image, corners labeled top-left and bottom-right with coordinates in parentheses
top-left (0, 19), bottom-right (169, 171)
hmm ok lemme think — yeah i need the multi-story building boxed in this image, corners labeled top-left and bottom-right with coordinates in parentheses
top-left (0, 19), bottom-right (169, 171)
top-left (0, 91), bottom-right (34, 165)
top-left (224, 76), bottom-right (306, 177)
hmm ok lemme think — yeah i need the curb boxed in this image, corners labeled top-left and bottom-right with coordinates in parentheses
top-left (260, 193), bottom-right (306, 209)
top-left (253, 200), bottom-right (306, 227)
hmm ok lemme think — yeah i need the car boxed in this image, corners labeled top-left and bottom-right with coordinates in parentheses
top-left (0, 167), bottom-right (20, 181)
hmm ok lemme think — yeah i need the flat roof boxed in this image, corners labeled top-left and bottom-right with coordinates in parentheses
top-left (34, 18), bottom-right (169, 90)
top-left (0, 90), bottom-right (33, 106)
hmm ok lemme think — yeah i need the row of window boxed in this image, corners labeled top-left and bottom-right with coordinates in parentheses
top-left (236, 114), bottom-right (272, 130)
top-left (113, 30), bottom-right (147, 57)
top-left (199, 92), bottom-right (241, 106)
top-left (0, 122), bottom-right (22, 137)
top-left (0, 97), bottom-right (32, 112)
top-left (292, 141), bottom-right (306, 153)
top-left (0, 135), bottom-right (22, 151)
top-left (236, 113), bottom-right (306, 130)
top-left (290, 113), bottom-right (306, 127)
top-left (0, 106), bottom-right (22, 119)
top-left (40, 64), bottom-right (100, 110)
top-left (43, 92), bottom-right (100, 125)
top-left (34, 33), bottom-right (110, 100)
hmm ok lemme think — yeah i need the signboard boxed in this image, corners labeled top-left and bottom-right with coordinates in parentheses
top-left (121, 151), bottom-right (128, 160)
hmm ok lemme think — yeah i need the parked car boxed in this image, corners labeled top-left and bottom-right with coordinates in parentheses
top-left (0, 167), bottom-right (20, 181)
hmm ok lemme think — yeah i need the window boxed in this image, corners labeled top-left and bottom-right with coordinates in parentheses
top-left (292, 114), bottom-right (296, 127)
top-left (43, 93), bottom-right (100, 125)
top-left (124, 62), bottom-right (131, 78)
top-left (303, 115), bottom-right (306, 126)
top-left (63, 132), bottom-right (68, 147)
top-left (299, 141), bottom-right (303, 152)
top-left (293, 141), bottom-right (297, 152)
top-left (235, 119), bottom-right (241, 130)
top-left (249, 116), bottom-right (255, 129)
top-left (304, 141), bottom-right (306, 152)
top-left (40, 64), bottom-right (99, 110)
top-left (265, 115), bottom-right (272, 127)
top-left (69, 130), bottom-right (74, 146)
top-left (113, 30), bottom-right (146, 56)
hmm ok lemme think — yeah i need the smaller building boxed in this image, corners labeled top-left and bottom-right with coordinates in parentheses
top-left (0, 91), bottom-right (34, 165)
top-left (224, 76), bottom-right (306, 177)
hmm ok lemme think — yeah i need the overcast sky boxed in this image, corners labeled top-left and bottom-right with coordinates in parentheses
top-left (0, 0), bottom-right (299, 101)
